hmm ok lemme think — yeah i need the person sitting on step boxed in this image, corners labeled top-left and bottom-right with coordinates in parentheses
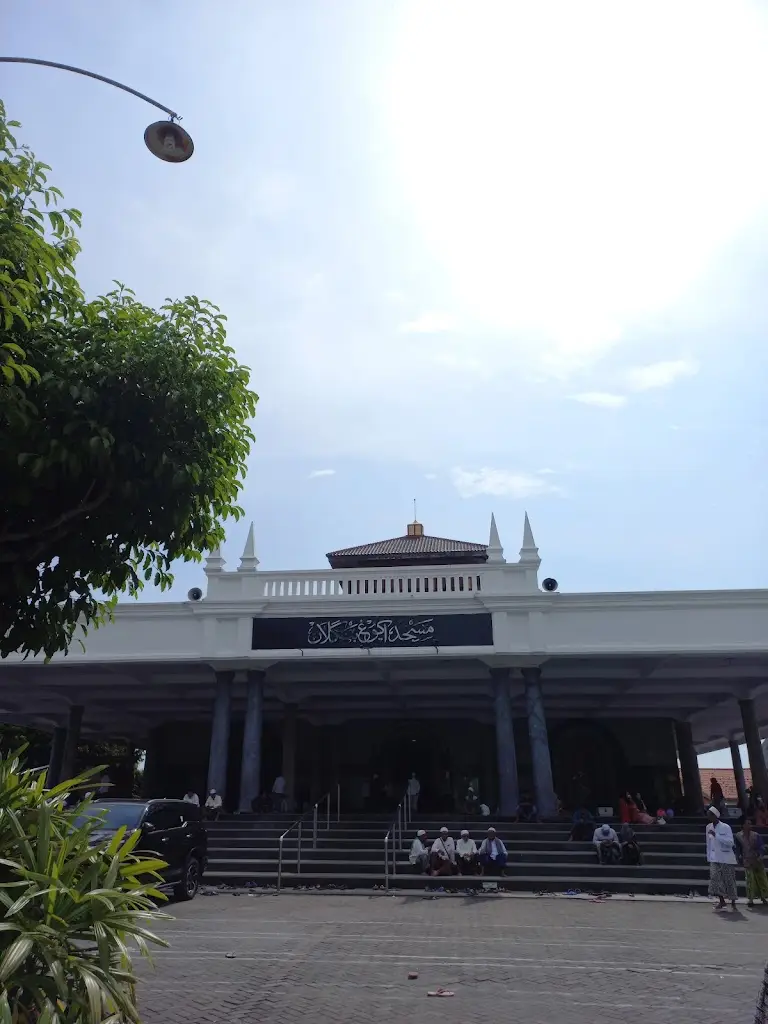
top-left (516, 794), bottom-right (539, 823)
top-left (620, 823), bottom-right (642, 865)
top-left (593, 823), bottom-right (621, 864)
top-left (456, 830), bottom-right (478, 874)
top-left (250, 791), bottom-right (271, 814)
top-left (464, 783), bottom-right (479, 815)
top-left (430, 827), bottom-right (458, 876)
top-left (409, 829), bottom-right (431, 874)
top-left (633, 792), bottom-right (656, 825)
top-left (478, 827), bottom-right (508, 875)
top-left (204, 789), bottom-right (223, 821)
top-left (568, 807), bottom-right (594, 841)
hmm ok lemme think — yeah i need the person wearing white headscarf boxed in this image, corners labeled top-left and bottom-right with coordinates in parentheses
top-left (706, 806), bottom-right (738, 910)
top-left (456, 829), bottom-right (478, 875)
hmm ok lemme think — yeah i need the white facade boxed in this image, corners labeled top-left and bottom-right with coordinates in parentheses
top-left (1, 514), bottom-right (767, 754)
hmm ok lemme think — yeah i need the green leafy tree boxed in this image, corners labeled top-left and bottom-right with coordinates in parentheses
top-left (0, 749), bottom-right (168, 1023)
top-left (0, 102), bottom-right (258, 659)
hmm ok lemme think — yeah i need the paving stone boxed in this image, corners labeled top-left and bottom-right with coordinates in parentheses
top-left (135, 892), bottom-right (768, 1022)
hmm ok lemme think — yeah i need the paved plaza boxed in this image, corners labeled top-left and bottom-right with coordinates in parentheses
top-left (135, 890), bottom-right (768, 1022)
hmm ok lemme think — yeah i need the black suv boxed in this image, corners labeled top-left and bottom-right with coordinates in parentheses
top-left (77, 798), bottom-right (208, 900)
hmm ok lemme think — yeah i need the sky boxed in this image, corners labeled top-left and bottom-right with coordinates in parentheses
top-left (4, 0), bottom-right (768, 768)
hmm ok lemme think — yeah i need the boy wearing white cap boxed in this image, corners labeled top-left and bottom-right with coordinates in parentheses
top-left (456, 829), bottom-right (478, 874)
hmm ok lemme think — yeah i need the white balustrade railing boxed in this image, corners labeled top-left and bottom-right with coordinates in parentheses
top-left (257, 567), bottom-right (486, 600)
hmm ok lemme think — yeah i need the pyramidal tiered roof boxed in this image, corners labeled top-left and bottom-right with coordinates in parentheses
top-left (326, 519), bottom-right (488, 569)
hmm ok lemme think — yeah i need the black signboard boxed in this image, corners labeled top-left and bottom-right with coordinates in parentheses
top-left (252, 613), bottom-right (493, 650)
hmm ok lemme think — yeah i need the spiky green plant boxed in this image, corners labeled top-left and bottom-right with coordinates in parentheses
top-left (0, 749), bottom-right (169, 1023)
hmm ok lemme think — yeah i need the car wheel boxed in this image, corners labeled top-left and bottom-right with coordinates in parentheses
top-left (174, 856), bottom-right (201, 901)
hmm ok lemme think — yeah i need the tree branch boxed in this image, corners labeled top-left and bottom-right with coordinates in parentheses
top-left (0, 480), bottom-right (111, 554)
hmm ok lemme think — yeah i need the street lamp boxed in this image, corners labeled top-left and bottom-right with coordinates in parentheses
top-left (0, 57), bottom-right (193, 162)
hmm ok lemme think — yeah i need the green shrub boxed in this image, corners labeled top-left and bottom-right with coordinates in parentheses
top-left (0, 749), bottom-right (168, 1023)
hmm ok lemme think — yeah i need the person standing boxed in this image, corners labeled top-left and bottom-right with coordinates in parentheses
top-left (737, 817), bottom-right (768, 908)
top-left (271, 774), bottom-right (286, 812)
top-left (407, 772), bottom-right (421, 813)
top-left (709, 777), bottom-right (727, 818)
top-left (706, 806), bottom-right (738, 910)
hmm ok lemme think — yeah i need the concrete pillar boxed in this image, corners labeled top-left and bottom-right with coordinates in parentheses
top-left (282, 703), bottom-right (298, 811)
top-left (675, 720), bottom-right (704, 814)
top-left (522, 667), bottom-right (557, 818)
top-left (207, 671), bottom-right (233, 797)
top-left (47, 726), bottom-right (66, 788)
top-left (238, 670), bottom-right (264, 812)
top-left (142, 727), bottom-right (162, 798)
top-left (490, 669), bottom-right (519, 816)
top-left (729, 738), bottom-right (748, 812)
top-left (310, 730), bottom-right (322, 804)
top-left (60, 705), bottom-right (83, 784)
top-left (739, 698), bottom-right (768, 801)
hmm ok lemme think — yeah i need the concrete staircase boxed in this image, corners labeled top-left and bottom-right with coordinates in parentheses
top-left (203, 813), bottom-right (757, 895)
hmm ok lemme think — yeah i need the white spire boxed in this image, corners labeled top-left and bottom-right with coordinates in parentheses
top-left (237, 521), bottom-right (260, 573)
top-left (204, 545), bottom-right (226, 575)
top-left (519, 511), bottom-right (540, 565)
top-left (487, 512), bottom-right (505, 563)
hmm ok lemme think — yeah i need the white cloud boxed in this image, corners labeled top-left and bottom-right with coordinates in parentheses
top-left (308, 469), bottom-right (336, 479)
top-left (570, 391), bottom-right (628, 408)
top-left (451, 467), bottom-right (563, 499)
top-left (424, 472), bottom-right (437, 480)
top-left (625, 359), bottom-right (700, 392)
top-left (399, 312), bottom-right (457, 334)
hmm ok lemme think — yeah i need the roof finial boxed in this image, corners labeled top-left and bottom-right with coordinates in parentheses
top-left (519, 511), bottom-right (540, 565)
top-left (487, 512), bottom-right (505, 563)
top-left (204, 545), bottom-right (226, 575)
top-left (237, 521), bottom-right (260, 573)
top-left (407, 499), bottom-right (424, 538)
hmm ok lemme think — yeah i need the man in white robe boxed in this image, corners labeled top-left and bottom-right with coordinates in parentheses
top-left (456, 829), bottom-right (478, 875)
top-left (409, 829), bottom-right (430, 874)
top-left (430, 827), bottom-right (458, 876)
top-left (478, 827), bottom-right (508, 874)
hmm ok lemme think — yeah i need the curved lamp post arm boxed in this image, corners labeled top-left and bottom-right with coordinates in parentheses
top-left (0, 57), bottom-right (180, 120)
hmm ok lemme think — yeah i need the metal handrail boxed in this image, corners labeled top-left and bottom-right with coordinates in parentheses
top-left (384, 787), bottom-right (411, 893)
top-left (278, 789), bottom-right (334, 892)
top-left (312, 791), bottom-right (331, 848)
